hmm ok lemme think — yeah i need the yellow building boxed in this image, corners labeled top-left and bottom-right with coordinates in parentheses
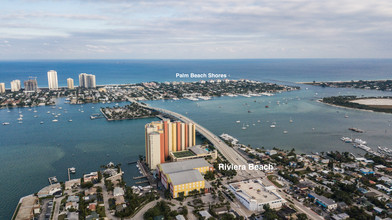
top-left (168, 169), bottom-right (205, 198)
top-left (157, 158), bottom-right (213, 198)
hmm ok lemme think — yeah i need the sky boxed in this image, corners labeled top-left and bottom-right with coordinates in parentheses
top-left (0, 0), bottom-right (392, 59)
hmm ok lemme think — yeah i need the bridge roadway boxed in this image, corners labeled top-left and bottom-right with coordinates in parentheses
top-left (127, 97), bottom-right (323, 219)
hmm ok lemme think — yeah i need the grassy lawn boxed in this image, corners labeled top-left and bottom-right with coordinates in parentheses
top-left (267, 175), bottom-right (283, 188)
top-left (172, 151), bottom-right (195, 158)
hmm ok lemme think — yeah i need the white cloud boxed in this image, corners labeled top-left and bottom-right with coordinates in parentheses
top-left (0, 0), bottom-right (392, 58)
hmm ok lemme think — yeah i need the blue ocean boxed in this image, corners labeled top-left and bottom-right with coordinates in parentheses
top-left (1, 59), bottom-right (392, 219)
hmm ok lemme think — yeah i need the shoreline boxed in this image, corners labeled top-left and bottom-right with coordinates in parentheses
top-left (298, 79), bottom-right (392, 84)
top-left (316, 99), bottom-right (392, 114)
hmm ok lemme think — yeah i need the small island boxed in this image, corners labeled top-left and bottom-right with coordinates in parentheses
top-left (100, 102), bottom-right (158, 121)
top-left (321, 96), bottom-right (392, 113)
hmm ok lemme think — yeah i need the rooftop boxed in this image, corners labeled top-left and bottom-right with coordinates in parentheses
top-left (188, 145), bottom-right (209, 155)
top-left (168, 169), bottom-right (204, 186)
top-left (230, 179), bottom-right (282, 203)
top-left (309, 192), bottom-right (336, 206)
top-left (159, 158), bottom-right (211, 174)
top-left (172, 150), bottom-right (195, 158)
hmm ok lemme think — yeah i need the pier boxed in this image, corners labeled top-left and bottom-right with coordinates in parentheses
top-left (136, 180), bottom-right (149, 184)
top-left (133, 175), bottom-right (147, 180)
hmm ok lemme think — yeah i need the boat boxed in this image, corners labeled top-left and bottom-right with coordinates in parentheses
top-left (2, 122), bottom-right (10, 125)
top-left (341, 137), bottom-right (352, 143)
top-left (236, 120), bottom-right (240, 123)
top-left (34, 115), bottom-right (38, 118)
top-left (69, 167), bottom-right (76, 174)
top-left (265, 105), bottom-right (269, 108)
top-left (58, 107), bottom-right (62, 110)
top-left (345, 115), bottom-right (349, 118)
top-left (69, 119), bottom-right (73, 122)
top-left (47, 111), bottom-right (50, 114)
top-left (242, 123), bottom-right (247, 130)
top-left (40, 121), bottom-right (44, 124)
top-left (248, 110), bottom-right (252, 113)
top-left (270, 124), bottom-right (276, 128)
top-left (52, 119), bottom-right (58, 122)
top-left (18, 121), bottom-right (22, 124)
top-left (33, 110), bottom-right (37, 113)
top-left (283, 130), bottom-right (288, 134)
top-left (81, 110), bottom-right (84, 113)
top-left (17, 117), bottom-right (23, 121)
top-left (289, 117), bottom-right (293, 123)
top-left (257, 120), bottom-right (261, 123)
top-left (354, 138), bottom-right (367, 145)
top-left (349, 128), bottom-right (364, 133)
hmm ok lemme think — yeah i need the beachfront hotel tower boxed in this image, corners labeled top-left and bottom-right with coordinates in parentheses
top-left (67, 78), bottom-right (74, 89)
top-left (24, 77), bottom-right (38, 92)
top-left (11, 80), bottom-right (21, 92)
top-left (79, 73), bottom-right (96, 89)
top-left (0, 83), bottom-right (5, 93)
top-left (145, 119), bottom-right (196, 169)
top-left (47, 70), bottom-right (58, 90)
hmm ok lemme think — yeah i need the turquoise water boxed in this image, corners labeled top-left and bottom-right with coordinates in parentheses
top-left (1, 59), bottom-right (392, 219)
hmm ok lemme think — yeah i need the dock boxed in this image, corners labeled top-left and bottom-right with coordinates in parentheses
top-left (136, 180), bottom-right (149, 184)
top-left (133, 175), bottom-right (147, 180)
top-left (136, 160), bottom-right (156, 186)
top-left (48, 176), bottom-right (58, 185)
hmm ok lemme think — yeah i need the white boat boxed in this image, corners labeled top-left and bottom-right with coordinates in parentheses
top-left (289, 117), bottom-right (293, 123)
top-left (52, 119), bottom-right (58, 122)
top-left (2, 122), bottom-right (10, 125)
top-left (236, 120), bottom-right (240, 123)
top-left (33, 110), bottom-right (37, 113)
top-left (54, 115), bottom-right (58, 118)
top-left (34, 115), bottom-right (38, 118)
top-left (81, 110), bottom-right (84, 113)
top-left (69, 167), bottom-right (76, 173)
top-left (354, 138), bottom-right (367, 145)
top-left (17, 117), bottom-right (23, 121)
top-left (257, 120), bottom-right (261, 123)
top-left (242, 123), bottom-right (247, 130)
top-left (68, 119), bottom-right (73, 122)
top-left (47, 111), bottom-right (50, 114)
top-left (270, 124), bottom-right (276, 128)
top-left (40, 121), bottom-right (44, 124)
top-left (283, 130), bottom-right (288, 134)
top-left (341, 137), bottom-right (352, 143)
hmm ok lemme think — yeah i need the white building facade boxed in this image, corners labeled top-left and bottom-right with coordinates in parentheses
top-left (47, 70), bottom-right (58, 90)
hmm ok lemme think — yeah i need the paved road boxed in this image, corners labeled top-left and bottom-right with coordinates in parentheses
top-left (131, 199), bottom-right (162, 220)
top-left (99, 181), bottom-right (120, 220)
